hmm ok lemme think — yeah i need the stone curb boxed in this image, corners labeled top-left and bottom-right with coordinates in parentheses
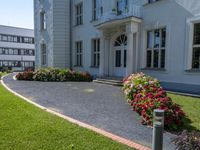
top-left (1, 74), bottom-right (151, 150)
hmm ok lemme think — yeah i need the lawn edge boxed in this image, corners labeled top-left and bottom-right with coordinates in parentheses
top-left (1, 74), bottom-right (150, 150)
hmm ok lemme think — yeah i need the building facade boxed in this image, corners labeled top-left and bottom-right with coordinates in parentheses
top-left (34, 0), bottom-right (200, 86)
top-left (0, 25), bottom-right (35, 71)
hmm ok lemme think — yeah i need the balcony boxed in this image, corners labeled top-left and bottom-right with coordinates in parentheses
top-left (93, 4), bottom-right (141, 29)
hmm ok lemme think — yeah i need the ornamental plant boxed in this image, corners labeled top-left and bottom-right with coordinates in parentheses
top-left (16, 67), bottom-right (93, 82)
top-left (173, 130), bottom-right (200, 150)
top-left (16, 71), bottom-right (34, 81)
top-left (123, 72), bottom-right (186, 130)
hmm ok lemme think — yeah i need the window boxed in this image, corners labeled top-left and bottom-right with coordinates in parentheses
top-left (192, 23), bottom-right (200, 69)
top-left (2, 35), bottom-right (8, 41)
top-left (13, 49), bottom-right (19, 55)
top-left (75, 41), bottom-right (83, 66)
top-left (41, 44), bottom-right (47, 66)
top-left (92, 39), bottom-right (100, 67)
top-left (92, 0), bottom-right (103, 20)
top-left (117, 0), bottom-right (128, 15)
top-left (76, 3), bottom-right (83, 25)
top-left (146, 28), bottom-right (166, 69)
top-left (0, 60), bottom-right (34, 68)
top-left (13, 36), bottom-right (17, 42)
top-left (40, 11), bottom-right (47, 30)
top-left (115, 50), bottom-right (121, 67)
top-left (0, 34), bottom-right (34, 44)
top-left (8, 36), bottom-right (14, 42)
top-left (114, 34), bottom-right (127, 46)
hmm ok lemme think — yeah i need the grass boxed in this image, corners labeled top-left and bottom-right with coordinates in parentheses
top-left (0, 84), bottom-right (133, 150)
top-left (0, 72), bottom-right (8, 78)
top-left (169, 93), bottom-right (200, 131)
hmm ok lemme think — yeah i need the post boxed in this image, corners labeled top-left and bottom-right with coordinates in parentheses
top-left (152, 109), bottom-right (164, 150)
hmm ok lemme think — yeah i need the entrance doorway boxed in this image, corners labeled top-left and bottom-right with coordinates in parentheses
top-left (113, 34), bottom-right (127, 77)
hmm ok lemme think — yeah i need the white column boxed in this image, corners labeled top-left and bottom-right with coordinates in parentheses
top-left (135, 32), bottom-right (139, 71)
top-left (104, 37), bottom-right (110, 76)
top-left (99, 32), bottom-right (105, 76)
top-left (126, 32), bottom-right (134, 76)
top-left (126, 22), bottom-right (139, 76)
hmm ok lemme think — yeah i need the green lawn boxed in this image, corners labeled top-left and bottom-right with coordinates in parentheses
top-left (0, 72), bottom-right (7, 78)
top-left (169, 93), bottom-right (200, 131)
top-left (0, 84), bottom-right (133, 150)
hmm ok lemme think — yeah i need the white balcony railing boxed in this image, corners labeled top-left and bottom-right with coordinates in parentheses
top-left (95, 5), bottom-right (141, 26)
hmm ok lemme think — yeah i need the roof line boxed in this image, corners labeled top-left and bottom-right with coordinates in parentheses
top-left (0, 25), bottom-right (34, 31)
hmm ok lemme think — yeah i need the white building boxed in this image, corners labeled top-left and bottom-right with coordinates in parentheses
top-left (34, 0), bottom-right (200, 90)
top-left (0, 25), bottom-right (35, 71)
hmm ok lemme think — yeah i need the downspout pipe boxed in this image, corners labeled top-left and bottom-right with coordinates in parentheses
top-left (69, 0), bottom-right (73, 69)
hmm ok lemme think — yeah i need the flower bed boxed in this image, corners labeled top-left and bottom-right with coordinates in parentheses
top-left (123, 73), bottom-right (186, 130)
top-left (16, 68), bottom-right (93, 82)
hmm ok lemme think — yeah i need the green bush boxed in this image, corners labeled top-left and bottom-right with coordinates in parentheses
top-left (123, 72), bottom-right (186, 131)
top-left (16, 68), bottom-right (93, 82)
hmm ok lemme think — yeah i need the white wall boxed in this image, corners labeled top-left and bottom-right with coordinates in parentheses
top-left (140, 0), bottom-right (200, 85)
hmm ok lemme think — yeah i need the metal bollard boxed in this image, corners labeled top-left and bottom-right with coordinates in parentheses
top-left (152, 109), bottom-right (164, 150)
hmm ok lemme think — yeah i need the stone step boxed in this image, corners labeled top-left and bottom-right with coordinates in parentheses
top-left (93, 79), bottom-right (123, 86)
top-left (96, 78), bottom-right (123, 84)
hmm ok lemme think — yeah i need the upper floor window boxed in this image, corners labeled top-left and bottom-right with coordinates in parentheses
top-left (76, 3), bottom-right (83, 25)
top-left (146, 28), bottom-right (166, 69)
top-left (0, 34), bottom-right (34, 44)
top-left (192, 23), bottom-right (200, 69)
top-left (117, 0), bottom-right (128, 15)
top-left (92, 0), bottom-right (103, 21)
top-left (40, 11), bottom-right (47, 30)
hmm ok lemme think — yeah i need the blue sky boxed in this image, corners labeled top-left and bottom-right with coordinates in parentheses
top-left (0, 0), bottom-right (34, 29)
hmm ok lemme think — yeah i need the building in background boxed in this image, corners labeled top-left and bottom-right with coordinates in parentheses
top-left (34, 0), bottom-right (200, 93)
top-left (0, 25), bottom-right (35, 71)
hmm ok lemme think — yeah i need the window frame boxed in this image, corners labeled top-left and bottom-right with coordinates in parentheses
top-left (192, 23), bottom-right (200, 69)
top-left (146, 27), bottom-right (166, 69)
top-left (41, 43), bottom-right (47, 66)
top-left (0, 33), bottom-right (34, 44)
top-left (75, 3), bottom-right (83, 26)
top-left (40, 11), bottom-right (47, 30)
top-left (91, 38), bottom-right (100, 67)
top-left (75, 41), bottom-right (83, 67)
top-left (92, 0), bottom-right (103, 21)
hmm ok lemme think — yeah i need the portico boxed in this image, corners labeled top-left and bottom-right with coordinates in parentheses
top-left (96, 17), bottom-right (141, 77)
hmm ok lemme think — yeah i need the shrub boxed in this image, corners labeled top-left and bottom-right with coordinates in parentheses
top-left (173, 130), bottom-right (200, 150)
top-left (0, 67), bottom-right (12, 73)
top-left (16, 68), bottom-right (93, 82)
top-left (123, 72), bottom-right (185, 130)
top-left (16, 71), bottom-right (34, 81)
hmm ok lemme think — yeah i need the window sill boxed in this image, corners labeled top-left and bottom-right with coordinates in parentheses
top-left (90, 66), bottom-right (99, 69)
top-left (73, 24), bottom-right (84, 28)
top-left (90, 19), bottom-right (98, 23)
top-left (143, 0), bottom-right (165, 7)
top-left (74, 65), bottom-right (83, 68)
top-left (141, 68), bottom-right (166, 71)
top-left (185, 69), bottom-right (200, 73)
top-left (40, 29), bottom-right (47, 33)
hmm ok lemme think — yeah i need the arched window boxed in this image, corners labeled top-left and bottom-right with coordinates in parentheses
top-left (114, 34), bottom-right (127, 46)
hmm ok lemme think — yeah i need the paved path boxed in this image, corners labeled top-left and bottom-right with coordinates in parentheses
top-left (3, 74), bottom-right (176, 150)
